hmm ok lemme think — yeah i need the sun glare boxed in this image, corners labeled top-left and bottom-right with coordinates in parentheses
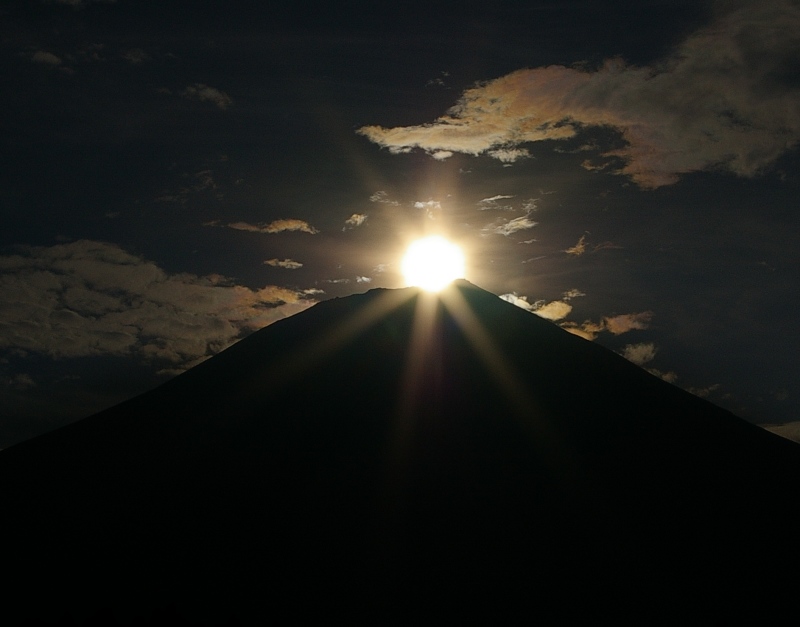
top-left (402, 235), bottom-right (465, 292)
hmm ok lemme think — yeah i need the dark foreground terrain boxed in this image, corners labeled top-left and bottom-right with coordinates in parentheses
top-left (2, 281), bottom-right (799, 625)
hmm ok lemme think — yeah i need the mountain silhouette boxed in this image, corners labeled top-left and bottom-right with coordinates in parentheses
top-left (2, 281), bottom-right (799, 625)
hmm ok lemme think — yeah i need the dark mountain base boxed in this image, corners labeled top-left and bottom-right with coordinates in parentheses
top-left (3, 283), bottom-right (799, 625)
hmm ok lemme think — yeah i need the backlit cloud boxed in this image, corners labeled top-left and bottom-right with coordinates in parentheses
top-left (500, 293), bottom-right (535, 311)
top-left (500, 293), bottom-right (572, 321)
top-left (565, 235), bottom-right (587, 256)
top-left (343, 213), bottom-right (368, 230)
top-left (0, 241), bottom-right (316, 369)
top-left (477, 195), bottom-right (515, 211)
top-left (604, 311), bottom-right (653, 335)
top-left (561, 312), bottom-right (652, 340)
top-left (533, 300), bottom-right (573, 321)
top-left (226, 219), bottom-right (319, 234)
top-left (358, 0), bottom-right (800, 188)
top-left (483, 215), bottom-right (538, 236)
top-left (264, 258), bottom-right (303, 269)
top-left (369, 191), bottom-right (400, 205)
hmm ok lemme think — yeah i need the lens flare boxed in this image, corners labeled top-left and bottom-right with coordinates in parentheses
top-left (401, 236), bottom-right (465, 292)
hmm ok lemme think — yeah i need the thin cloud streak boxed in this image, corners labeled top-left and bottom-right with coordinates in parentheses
top-left (225, 219), bottom-right (319, 234)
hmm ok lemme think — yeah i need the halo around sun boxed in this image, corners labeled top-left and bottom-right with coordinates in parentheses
top-left (401, 235), bottom-right (465, 292)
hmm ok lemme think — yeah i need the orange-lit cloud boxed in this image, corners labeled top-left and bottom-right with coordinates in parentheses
top-left (359, 0), bottom-right (800, 188)
top-left (226, 219), bottom-right (319, 234)
top-left (604, 311), bottom-right (653, 335)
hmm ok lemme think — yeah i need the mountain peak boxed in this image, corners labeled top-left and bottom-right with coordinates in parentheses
top-left (2, 283), bottom-right (799, 625)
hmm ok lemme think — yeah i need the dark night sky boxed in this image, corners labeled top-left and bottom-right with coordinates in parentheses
top-left (1, 0), bottom-right (798, 448)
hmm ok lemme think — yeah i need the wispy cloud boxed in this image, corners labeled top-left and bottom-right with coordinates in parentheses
top-left (477, 195), bottom-right (515, 211)
top-left (0, 240), bottom-right (316, 369)
top-left (565, 235), bottom-right (587, 256)
top-left (483, 215), bottom-right (538, 236)
top-left (369, 191), bottom-right (400, 206)
top-left (264, 258), bottom-right (303, 269)
top-left (358, 0), bottom-right (800, 188)
top-left (182, 83), bottom-right (233, 110)
top-left (224, 219), bottom-right (319, 234)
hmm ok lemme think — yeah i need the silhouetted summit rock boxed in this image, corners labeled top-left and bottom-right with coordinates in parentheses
top-left (2, 281), bottom-right (799, 625)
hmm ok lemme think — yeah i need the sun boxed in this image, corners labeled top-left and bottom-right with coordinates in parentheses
top-left (401, 235), bottom-right (466, 292)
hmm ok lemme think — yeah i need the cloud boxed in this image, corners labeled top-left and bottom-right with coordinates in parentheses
top-left (533, 300), bottom-right (572, 321)
top-left (561, 288), bottom-right (585, 301)
top-left (414, 200), bottom-right (441, 218)
top-left (762, 421), bottom-right (800, 444)
top-left (122, 49), bottom-right (150, 64)
top-left (477, 195), bottom-right (515, 211)
top-left (687, 383), bottom-right (722, 398)
top-left (0, 240), bottom-right (316, 369)
top-left (487, 148), bottom-right (531, 163)
top-left (369, 191), bottom-right (400, 205)
top-left (182, 84), bottom-right (233, 110)
top-left (648, 368), bottom-right (679, 384)
top-left (503, 288), bottom-right (583, 320)
top-left (356, 276), bottom-right (372, 283)
top-left (561, 312), bottom-right (652, 340)
top-left (500, 293), bottom-right (535, 311)
top-left (565, 235), bottom-right (587, 256)
top-left (561, 321), bottom-right (605, 341)
top-left (483, 215), bottom-right (538, 236)
top-left (32, 51), bottom-right (62, 66)
top-left (604, 311), bottom-right (653, 335)
top-left (358, 0), bottom-right (800, 188)
top-left (226, 219), bottom-right (319, 234)
top-left (621, 342), bottom-right (657, 366)
top-left (343, 214), bottom-right (368, 230)
top-left (264, 258), bottom-right (303, 270)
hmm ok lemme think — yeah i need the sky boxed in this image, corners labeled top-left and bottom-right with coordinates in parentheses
top-left (1, 0), bottom-right (798, 448)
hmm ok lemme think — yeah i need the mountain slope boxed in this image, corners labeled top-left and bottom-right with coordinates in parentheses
top-left (2, 281), bottom-right (799, 625)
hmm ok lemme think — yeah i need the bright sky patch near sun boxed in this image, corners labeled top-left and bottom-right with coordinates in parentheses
top-left (402, 236), bottom-right (465, 292)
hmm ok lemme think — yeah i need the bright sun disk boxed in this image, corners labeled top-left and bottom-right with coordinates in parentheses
top-left (402, 235), bottom-right (465, 292)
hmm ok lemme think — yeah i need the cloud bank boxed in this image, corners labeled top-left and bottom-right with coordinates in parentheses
top-left (0, 241), bottom-right (316, 370)
top-left (359, 0), bottom-right (800, 187)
